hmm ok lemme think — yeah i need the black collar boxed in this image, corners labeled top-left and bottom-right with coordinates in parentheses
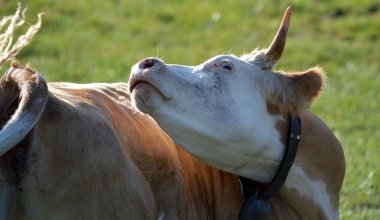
top-left (238, 114), bottom-right (301, 220)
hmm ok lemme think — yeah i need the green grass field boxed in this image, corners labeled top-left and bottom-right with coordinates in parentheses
top-left (1, 0), bottom-right (379, 219)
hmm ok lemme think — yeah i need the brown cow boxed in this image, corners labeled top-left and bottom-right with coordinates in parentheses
top-left (0, 63), bottom-right (243, 219)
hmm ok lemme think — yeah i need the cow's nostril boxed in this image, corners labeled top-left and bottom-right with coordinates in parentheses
top-left (139, 58), bottom-right (158, 69)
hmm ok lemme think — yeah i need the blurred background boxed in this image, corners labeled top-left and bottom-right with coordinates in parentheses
top-left (1, 0), bottom-right (379, 219)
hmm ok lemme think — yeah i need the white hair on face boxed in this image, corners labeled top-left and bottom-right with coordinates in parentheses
top-left (240, 49), bottom-right (268, 68)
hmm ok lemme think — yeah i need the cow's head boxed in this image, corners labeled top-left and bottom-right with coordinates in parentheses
top-left (129, 7), bottom-right (324, 182)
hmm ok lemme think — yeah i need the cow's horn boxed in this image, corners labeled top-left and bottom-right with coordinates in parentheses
top-left (0, 66), bottom-right (48, 156)
top-left (265, 7), bottom-right (292, 68)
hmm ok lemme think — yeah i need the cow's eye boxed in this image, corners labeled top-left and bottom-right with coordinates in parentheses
top-left (220, 61), bottom-right (233, 71)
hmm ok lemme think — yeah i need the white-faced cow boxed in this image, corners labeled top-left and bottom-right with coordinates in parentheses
top-left (129, 7), bottom-right (345, 220)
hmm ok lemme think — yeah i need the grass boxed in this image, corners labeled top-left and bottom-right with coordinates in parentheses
top-left (1, 0), bottom-right (379, 219)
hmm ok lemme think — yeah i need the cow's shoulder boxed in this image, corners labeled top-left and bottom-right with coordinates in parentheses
top-left (21, 82), bottom-right (158, 219)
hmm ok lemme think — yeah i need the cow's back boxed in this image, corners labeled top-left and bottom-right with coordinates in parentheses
top-left (54, 82), bottom-right (243, 219)
top-left (1, 81), bottom-right (242, 219)
top-left (2, 82), bottom-right (162, 219)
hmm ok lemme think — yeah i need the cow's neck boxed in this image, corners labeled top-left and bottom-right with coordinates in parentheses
top-left (279, 165), bottom-right (338, 220)
top-left (233, 110), bottom-right (338, 219)
top-left (268, 112), bottom-right (340, 220)
top-left (238, 114), bottom-right (300, 219)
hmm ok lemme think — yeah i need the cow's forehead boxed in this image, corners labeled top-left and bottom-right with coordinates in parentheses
top-left (202, 54), bottom-right (242, 65)
top-left (166, 54), bottom-right (257, 75)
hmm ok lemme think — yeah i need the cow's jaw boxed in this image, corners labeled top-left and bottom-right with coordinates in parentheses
top-left (129, 55), bottom-right (285, 183)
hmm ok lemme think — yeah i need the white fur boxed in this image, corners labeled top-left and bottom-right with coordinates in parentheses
top-left (130, 55), bottom-right (286, 183)
top-left (286, 165), bottom-right (337, 220)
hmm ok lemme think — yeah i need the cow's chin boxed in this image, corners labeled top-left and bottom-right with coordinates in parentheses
top-left (131, 83), bottom-right (164, 114)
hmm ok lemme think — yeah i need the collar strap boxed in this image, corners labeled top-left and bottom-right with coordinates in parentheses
top-left (238, 114), bottom-right (301, 219)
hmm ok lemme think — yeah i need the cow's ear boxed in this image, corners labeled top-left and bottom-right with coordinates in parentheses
top-left (262, 68), bottom-right (325, 113)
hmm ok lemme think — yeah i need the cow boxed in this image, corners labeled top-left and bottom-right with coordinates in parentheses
top-left (0, 62), bottom-right (248, 219)
top-left (0, 63), bottom-right (250, 219)
top-left (129, 7), bottom-right (345, 220)
top-left (0, 5), bottom-right (245, 220)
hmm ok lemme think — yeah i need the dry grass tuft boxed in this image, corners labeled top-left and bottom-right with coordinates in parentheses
top-left (0, 4), bottom-right (42, 67)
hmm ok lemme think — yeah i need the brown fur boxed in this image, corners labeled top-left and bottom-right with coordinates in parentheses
top-left (264, 67), bottom-right (345, 219)
top-left (0, 68), bottom-right (243, 219)
top-left (263, 68), bottom-right (325, 114)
